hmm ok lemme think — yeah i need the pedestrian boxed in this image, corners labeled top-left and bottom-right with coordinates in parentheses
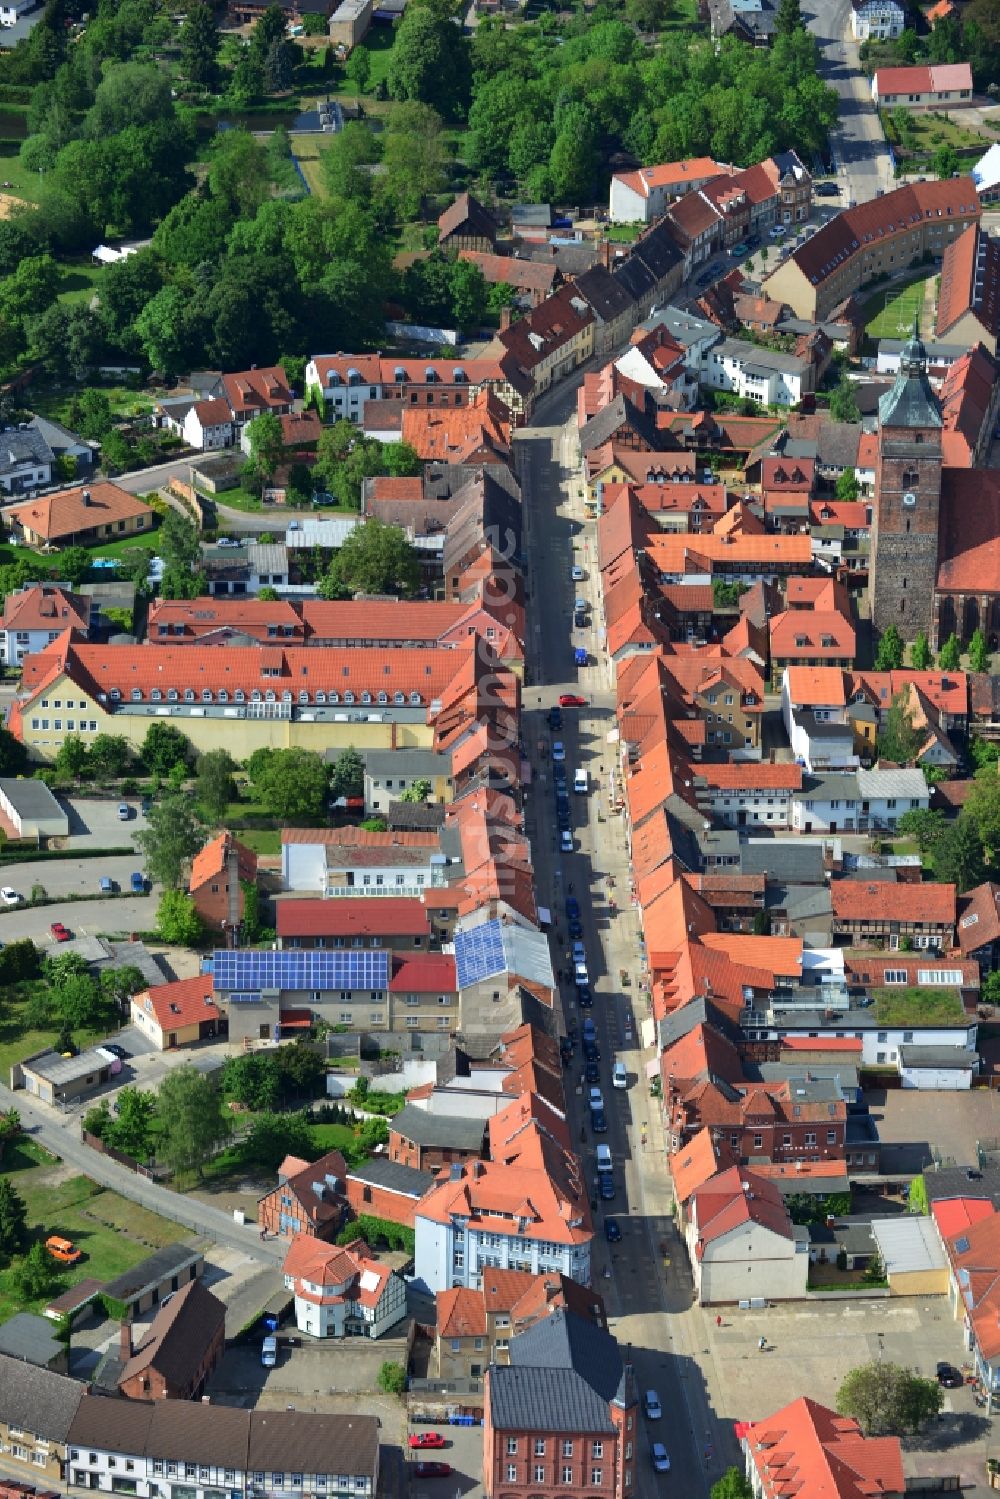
top-left (260, 1229), bottom-right (265, 1241)
top-left (758, 1335), bottom-right (766, 1351)
top-left (716, 1314), bottom-right (722, 1328)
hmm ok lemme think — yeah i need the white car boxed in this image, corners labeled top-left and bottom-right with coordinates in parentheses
top-left (0, 887), bottom-right (20, 906)
top-left (560, 830), bottom-right (573, 852)
top-left (613, 1061), bottom-right (628, 1090)
top-left (571, 564), bottom-right (586, 582)
top-left (588, 1086), bottom-right (604, 1112)
top-left (651, 1443), bottom-right (671, 1473)
top-left (644, 1390), bottom-right (662, 1420)
top-left (768, 224), bottom-right (787, 239)
top-left (552, 741), bottom-right (566, 763)
top-left (216, 537), bottom-right (240, 548)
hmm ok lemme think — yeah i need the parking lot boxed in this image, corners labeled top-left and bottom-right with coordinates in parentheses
top-left (64, 796), bottom-right (150, 849)
top-left (407, 1422), bottom-right (484, 1499)
top-left (869, 1088), bottom-right (998, 1172)
top-left (0, 855), bottom-right (149, 901)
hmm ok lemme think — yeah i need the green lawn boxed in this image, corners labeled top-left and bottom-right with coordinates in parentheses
top-left (0, 139), bottom-right (43, 204)
top-left (882, 108), bottom-right (990, 155)
top-left (0, 985), bottom-right (107, 1077)
top-left (872, 986), bottom-right (967, 1026)
top-left (861, 273), bottom-right (934, 340)
top-left (238, 829), bottom-right (282, 856)
top-left (0, 1140), bottom-right (187, 1323)
top-left (290, 131), bottom-right (327, 197)
top-left (308, 1122), bottom-right (358, 1155)
top-left (57, 259), bottom-right (107, 307)
top-left (29, 385), bottom-right (155, 427)
top-left (85, 522), bottom-right (161, 562)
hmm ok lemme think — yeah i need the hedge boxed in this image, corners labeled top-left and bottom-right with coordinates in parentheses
top-left (0, 845), bottom-right (135, 864)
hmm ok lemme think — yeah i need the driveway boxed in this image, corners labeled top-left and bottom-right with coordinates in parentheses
top-left (0, 855), bottom-right (150, 900)
top-left (867, 1087), bottom-right (998, 1172)
top-left (63, 797), bottom-right (149, 849)
top-left (0, 894), bottom-right (157, 942)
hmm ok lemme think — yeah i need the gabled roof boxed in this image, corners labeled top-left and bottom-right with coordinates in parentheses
top-left (746, 1395), bottom-right (905, 1499)
top-left (8, 483), bottom-right (154, 542)
top-left (438, 192), bottom-right (497, 243)
top-left (136, 973), bottom-right (222, 1032)
top-left (189, 830), bottom-right (257, 893)
top-left (692, 1165), bottom-right (794, 1248)
top-left (276, 896), bottom-right (430, 940)
top-left (831, 878), bottom-right (956, 925)
top-left (121, 1279), bottom-right (225, 1391)
top-left (0, 583), bottom-right (90, 633)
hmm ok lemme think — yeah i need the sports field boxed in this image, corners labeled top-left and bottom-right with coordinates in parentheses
top-left (862, 274), bottom-right (932, 340)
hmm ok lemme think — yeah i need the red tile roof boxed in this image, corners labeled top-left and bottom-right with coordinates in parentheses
top-left (135, 974), bottom-right (222, 1032)
top-left (189, 832), bottom-right (257, 893)
top-left (938, 469), bottom-right (1000, 594)
top-left (275, 897), bottom-right (430, 939)
top-left (784, 666), bottom-right (848, 707)
top-left (769, 609), bottom-right (856, 661)
top-left (692, 1165), bottom-right (793, 1248)
top-left (614, 158), bottom-right (725, 199)
top-left (221, 366), bottom-right (291, 417)
top-left (0, 584), bottom-right (89, 633)
top-left (697, 762), bottom-right (802, 790)
top-left (389, 952), bottom-right (456, 993)
top-left (831, 878), bottom-right (956, 925)
top-left (745, 1395), bottom-right (905, 1499)
top-left (874, 62), bottom-right (971, 95)
top-left (932, 1197), bottom-right (996, 1240)
top-left (8, 483), bottom-right (154, 543)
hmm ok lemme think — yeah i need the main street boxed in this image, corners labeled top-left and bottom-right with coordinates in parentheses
top-left (515, 375), bottom-right (737, 1499)
top-left (807, 0), bottom-right (892, 208)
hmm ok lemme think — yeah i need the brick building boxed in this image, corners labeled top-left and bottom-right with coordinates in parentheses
top-left (188, 832), bottom-right (257, 937)
top-left (435, 1269), bottom-right (606, 1381)
top-left (257, 1149), bottom-right (349, 1241)
top-left (345, 1158), bottom-right (436, 1229)
top-left (484, 1309), bottom-right (638, 1499)
top-left (388, 1103), bottom-right (486, 1172)
top-left (117, 1281), bottom-right (225, 1402)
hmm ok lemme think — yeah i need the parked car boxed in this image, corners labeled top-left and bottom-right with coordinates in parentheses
top-left (559, 693), bottom-right (587, 708)
top-left (130, 872), bottom-right (146, 894)
top-left (644, 1391), bottom-right (662, 1420)
top-left (552, 740), bottom-right (566, 762)
top-left (101, 1043), bottom-right (129, 1060)
top-left (574, 596), bottom-right (587, 612)
top-left (414, 1464), bottom-right (452, 1479)
top-left (604, 1217), bottom-right (622, 1242)
top-left (573, 610), bottom-right (587, 628)
top-left (936, 1362), bottom-right (963, 1388)
top-left (572, 940), bottom-right (586, 963)
top-left (613, 1061), bottom-right (628, 1090)
top-left (576, 984), bottom-right (593, 1007)
top-left (599, 1174), bottom-right (615, 1200)
top-left (571, 564), bottom-right (586, 581)
top-left (99, 876), bottom-right (118, 894)
top-left (50, 922), bottom-right (71, 942)
top-left (591, 1108), bottom-right (607, 1132)
top-left (729, 242), bottom-right (749, 257)
top-left (814, 181), bottom-right (840, 197)
top-left (117, 803), bottom-right (131, 821)
top-left (409, 1433), bottom-right (447, 1450)
top-left (568, 915), bottom-right (583, 938)
top-left (650, 1443), bottom-right (671, 1473)
top-left (585, 1059), bottom-right (600, 1084)
top-left (547, 707), bottom-right (562, 731)
top-left (560, 830), bottom-right (573, 852)
top-left (0, 887), bottom-right (21, 905)
top-left (46, 1235), bottom-right (82, 1264)
top-left (566, 896), bottom-right (580, 919)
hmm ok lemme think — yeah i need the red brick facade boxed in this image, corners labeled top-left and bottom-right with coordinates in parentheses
top-left (484, 1375), bottom-right (637, 1499)
top-left (388, 1129), bottom-right (480, 1174)
top-left (346, 1174), bottom-right (425, 1229)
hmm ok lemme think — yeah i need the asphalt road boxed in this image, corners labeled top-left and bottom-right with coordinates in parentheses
top-left (0, 892), bottom-right (158, 941)
top-left (0, 855), bottom-right (148, 900)
top-left (807, 0), bottom-right (892, 208)
top-left (110, 457), bottom-right (315, 534)
top-left (517, 386), bottom-right (733, 1499)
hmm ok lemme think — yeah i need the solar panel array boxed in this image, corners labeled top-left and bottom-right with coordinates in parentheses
top-left (212, 949), bottom-right (389, 992)
top-left (454, 920), bottom-right (506, 989)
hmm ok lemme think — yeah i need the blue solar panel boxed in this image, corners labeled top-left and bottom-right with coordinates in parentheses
top-left (212, 950), bottom-right (389, 992)
top-left (454, 920), bottom-right (505, 989)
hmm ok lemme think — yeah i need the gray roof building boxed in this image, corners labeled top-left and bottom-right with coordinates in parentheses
top-left (0, 1352), bottom-right (82, 1433)
top-left (102, 1245), bottom-right (204, 1310)
top-left (489, 1308), bottom-right (632, 1434)
top-left (923, 1164), bottom-right (1000, 1208)
top-left (573, 265), bottom-right (636, 324)
top-left (390, 1103), bottom-right (487, 1153)
top-left (0, 1312), bottom-right (67, 1370)
top-left (878, 334), bottom-right (942, 429)
top-left (855, 766), bottom-right (929, 802)
top-left (0, 424), bottom-right (54, 478)
top-left (741, 841), bottom-right (825, 884)
top-left (346, 1156), bottom-right (435, 1198)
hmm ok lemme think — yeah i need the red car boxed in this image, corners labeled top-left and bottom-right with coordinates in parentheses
top-left (50, 922), bottom-right (71, 942)
top-left (414, 1464), bottom-right (452, 1479)
top-left (408, 1433), bottom-right (446, 1450)
top-left (558, 694), bottom-right (588, 708)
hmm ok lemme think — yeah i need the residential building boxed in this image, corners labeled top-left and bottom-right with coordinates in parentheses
top-left (943, 1209), bottom-right (1000, 1406)
top-left (438, 193), bottom-right (498, 253)
top-left (762, 179), bottom-right (980, 322)
top-left (781, 666), bottom-right (859, 772)
top-left (304, 355), bottom-right (514, 425)
top-left (684, 1166), bottom-right (808, 1304)
top-left (694, 763), bottom-right (802, 829)
top-left (708, 0), bottom-right (777, 45)
top-left (257, 1149), bottom-right (349, 1241)
top-left (100, 1246), bottom-right (206, 1317)
top-left (281, 1235), bottom-right (407, 1340)
top-left (0, 1354), bottom-right (82, 1484)
top-left (129, 974), bottom-right (225, 1051)
top-left (363, 748), bottom-right (452, 811)
top-left (850, 0), bottom-right (906, 40)
top-left (830, 877), bottom-right (956, 949)
top-left (188, 831), bottom-right (257, 937)
top-left (769, 609), bottom-right (856, 677)
top-left (488, 285), bottom-right (595, 408)
top-left (276, 897), bottom-right (432, 951)
top-left (345, 1158), bottom-right (435, 1229)
top-left (957, 882), bottom-right (1000, 972)
top-left (65, 1396), bottom-right (380, 1499)
top-left (609, 157), bottom-right (727, 223)
top-left (935, 225), bottom-right (1000, 355)
top-left (741, 1396), bottom-right (905, 1499)
top-left (700, 339), bottom-right (812, 406)
top-left (389, 1104), bottom-right (487, 1172)
top-left (280, 826), bottom-right (444, 898)
top-left (7, 484), bottom-right (154, 549)
top-left (435, 1269), bottom-right (607, 1380)
top-left (872, 62), bottom-right (973, 107)
top-left (854, 765), bottom-right (930, 827)
top-left (483, 1309), bottom-right (638, 1499)
top-left (116, 1281), bottom-right (225, 1402)
top-left (0, 423), bottom-right (54, 494)
top-left (458, 251), bottom-right (559, 308)
top-left (0, 583), bottom-right (90, 668)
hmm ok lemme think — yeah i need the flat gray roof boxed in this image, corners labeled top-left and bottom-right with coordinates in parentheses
top-left (24, 1047), bottom-right (111, 1087)
top-left (0, 777), bottom-right (66, 819)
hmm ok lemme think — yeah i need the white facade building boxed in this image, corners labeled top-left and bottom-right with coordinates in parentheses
top-left (414, 1211), bottom-right (592, 1294)
top-left (850, 0), bottom-right (906, 40)
top-left (855, 767), bottom-right (930, 829)
top-left (700, 340), bottom-right (810, 407)
top-left (685, 1169), bottom-right (809, 1306)
top-left (282, 837), bottom-right (446, 896)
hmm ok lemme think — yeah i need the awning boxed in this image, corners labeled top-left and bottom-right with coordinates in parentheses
top-left (279, 1008), bottom-right (313, 1030)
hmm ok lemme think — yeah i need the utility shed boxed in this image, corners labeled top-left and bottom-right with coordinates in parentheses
top-left (871, 1215), bottom-right (949, 1296)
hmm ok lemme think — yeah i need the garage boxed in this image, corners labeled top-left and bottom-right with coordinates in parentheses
top-left (898, 1045), bottom-right (976, 1090)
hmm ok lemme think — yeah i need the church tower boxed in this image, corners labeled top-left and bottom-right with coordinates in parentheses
top-left (870, 331), bottom-right (943, 640)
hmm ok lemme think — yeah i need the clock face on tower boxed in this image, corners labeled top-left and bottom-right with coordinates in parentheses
top-left (902, 491), bottom-right (916, 508)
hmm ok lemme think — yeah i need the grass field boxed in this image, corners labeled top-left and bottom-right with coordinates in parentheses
top-left (861, 273), bottom-right (933, 340)
top-left (881, 108), bottom-right (990, 156)
top-left (873, 986), bottom-right (966, 1026)
top-left (86, 522), bottom-right (161, 562)
top-left (237, 829), bottom-right (282, 856)
top-left (290, 132), bottom-right (327, 197)
top-left (57, 259), bottom-right (107, 307)
top-left (0, 986), bottom-right (107, 1076)
top-left (0, 1138), bottom-right (187, 1323)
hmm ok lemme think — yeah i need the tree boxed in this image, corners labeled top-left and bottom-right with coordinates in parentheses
top-left (255, 747), bottom-right (329, 821)
top-left (837, 1360), bottom-right (942, 1436)
top-left (196, 750), bottom-right (236, 823)
top-left (108, 1086), bottom-right (155, 1159)
top-left (55, 733), bottom-right (89, 780)
top-left (938, 632), bottom-right (961, 670)
top-left (329, 745), bottom-right (364, 801)
top-left (242, 1110), bottom-right (313, 1170)
top-left (137, 794), bottom-right (204, 889)
top-left (401, 778), bottom-right (431, 803)
top-left (548, 105), bottom-right (600, 203)
top-left (381, 102), bottom-right (450, 219)
top-left (969, 627), bottom-right (990, 675)
top-left (155, 889), bottom-right (204, 945)
top-left (322, 121), bottom-right (379, 201)
top-left (87, 733), bottom-right (130, 780)
top-left (911, 631), bottom-right (932, 670)
top-left (710, 1471), bottom-right (754, 1499)
top-left (965, 771), bottom-right (1000, 860)
top-left (829, 377), bottom-right (861, 423)
top-left (100, 965), bottom-right (144, 1019)
top-left (874, 624), bottom-right (905, 672)
top-left (835, 469), bottom-right (859, 501)
top-left (775, 0), bottom-right (802, 33)
top-left (154, 1065), bottom-right (229, 1179)
top-left (142, 721), bottom-right (191, 776)
top-left (321, 518), bottom-right (419, 598)
top-left (263, 38), bottom-right (296, 94)
top-left (878, 692), bottom-right (923, 765)
top-left (275, 1042), bottom-right (326, 1101)
top-left (249, 4), bottom-right (288, 66)
top-left (934, 817), bottom-right (986, 892)
top-left (0, 727), bottom-right (28, 777)
top-left (896, 807), bottom-right (945, 855)
top-left (159, 510), bottom-right (204, 601)
top-left (386, 7), bottom-right (470, 118)
top-left (244, 411), bottom-right (285, 491)
top-left (0, 1176), bottom-right (26, 1258)
top-left (346, 44), bottom-right (371, 92)
top-left (180, 2), bottom-right (220, 89)
top-left (377, 1360), bottom-right (407, 1395)
top-left (55, 545), bottom-right (91, 588)
top-left (933, 143), bottom-right (960, 181)
top-left (13, 1240), bottom-right (62, 1299)
top-left (223, 1053), bottom-right (279, 1111)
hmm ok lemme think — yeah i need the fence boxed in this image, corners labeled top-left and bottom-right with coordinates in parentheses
top-left (81, 1128), bottom-right (164, 1181)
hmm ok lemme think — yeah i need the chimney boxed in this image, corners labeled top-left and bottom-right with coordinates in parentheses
top-left (81, 489), bottom-right (91, 506)
top-left (601, 238), bottom-right (611, 270)
top-left (120, 1318), bottom-right (132, 1361)
top-left (500, 306), bottom-right (513, 332)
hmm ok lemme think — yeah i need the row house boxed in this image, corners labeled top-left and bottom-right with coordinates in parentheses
top-left (609, 156), bottom-right (727, 223)
top-left (685, 1165), bottom-right (808, 1305)
top-left (941, 1209), bottom-right (1000, 1409)
top-left (830, 877), bottom-right (956, 950)
top-left (488, 285), bottom-right (596, 411)
top-left (257, 1147), bottom-right (349, 1241)
top-left (665, 1070), bottom-right (849, 1165)
top-left (435, 1268), bottom-right (606, 1381)
top-left (693, 762), bottom-right (803, 829)
top-left (65, 1395), bottom-right (378, 1499)
top-left (788, 766), bottom-right (930, 835)
top-left (742, 1396), bottom-right (905, 1499)
top-left (161, 367), bottom-right (292, 451)
top-left (276, 896), bottom-right (432, 952)
top-left (304, 354), bottom-right (514, 424)
top-left (769, 608), bottom-right (857, 679)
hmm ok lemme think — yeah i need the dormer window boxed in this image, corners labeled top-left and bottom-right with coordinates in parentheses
top-left (378, 691), bottom-right (388, 704)
top-left (251, 689), bottom-right (262, 702)
top-left (235, 690), bottom-right (246, 703)
top-left (265, 690), bottom-right (276, 703)
top-left (344, 691), bottom-right (355, 704)
top-left (184, 688), bottom-right (195, 702)
top-left (151, 688), bottom-right (162, 702)
top-left (410, 692), bottom-right (422, 705)
top-left (219, 689), bottom-right (228, 703)
top-left (299, 690), bottom-right (309, 704)
top-left (361, 691), bottom-right (372, 704)
top-left (202, 689), bottom-right (212, 702)
top-left (316, 691), bottom-right (326, 704)
top-left (394, 691), bottom-right (405, 704)
top-left (168, 689), bottom-right (178, 702)
top-left (130, 689), bottom-right (141, 702)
